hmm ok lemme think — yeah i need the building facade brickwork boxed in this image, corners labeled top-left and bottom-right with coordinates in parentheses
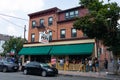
top-left (19, 6), bottom-right (113, 71)
top-left (28, 6), bottom-right (88, 42)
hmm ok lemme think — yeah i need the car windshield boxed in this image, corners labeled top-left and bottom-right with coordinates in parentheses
top-left (3, 61), bottom-right (14, 64)
top-left (0, 57), bottom-right (14, 63)
top-left (40, 63), bottom-right (49, 67)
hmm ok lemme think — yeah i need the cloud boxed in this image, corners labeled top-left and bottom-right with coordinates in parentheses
top-left (0, 0), bottom-right (44, 38)
top-left (6, 25), bottom-right (17, 36)
top-left (0, 0), bottom-right (44, 13)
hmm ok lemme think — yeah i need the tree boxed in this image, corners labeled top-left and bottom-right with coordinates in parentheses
top-left (74, 0), bottom-right (120, 73)
top-left (2, 36), bottom-right (25, 58)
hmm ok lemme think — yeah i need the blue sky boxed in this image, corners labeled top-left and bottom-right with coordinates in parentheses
top-left (0, 0), bottom-right (119, 39)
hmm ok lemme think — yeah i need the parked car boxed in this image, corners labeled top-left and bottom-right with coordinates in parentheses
top-left (0, 60), bottom-right (19, 72)
top-left (23, 61), bottom-right (58, 77)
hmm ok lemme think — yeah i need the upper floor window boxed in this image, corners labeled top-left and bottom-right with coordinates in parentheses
top-left (48, 17), bottom-right (53, 26)
top-left (60, 29), bottom-right (66, 38)
top-left (75, 10), bottom-right (79, 17)
top-left (65, 10), bottom-right (79, 19)
top-left (40, 19), bottom-right (44, 25)
top-left (70, 11), bottom-right (74, 18)
top-left (32, 20), bottom-right (36, 28)
top-left (31, 33), bottom-right (35, 42)
top-left (65, 12), bottom-right (69, 19)
top-left (71, 28), bottom-right (77, 37)
top-left (49, 31), bottom-right (52, 41)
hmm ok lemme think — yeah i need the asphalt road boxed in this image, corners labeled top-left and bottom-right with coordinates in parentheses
top-left (0, 72), bottom-right (111, 80)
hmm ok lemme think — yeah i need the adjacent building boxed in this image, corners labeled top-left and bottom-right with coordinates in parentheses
top-left (0, 34), bottom-right (10, 54)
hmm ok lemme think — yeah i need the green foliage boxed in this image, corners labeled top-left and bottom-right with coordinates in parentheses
top-left (2, 36), bottom-right (25, 56)
top-left (74, 0), bottom-right (120, 54)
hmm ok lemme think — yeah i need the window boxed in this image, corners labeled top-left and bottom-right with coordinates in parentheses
top-left (49, 31), bottom-right (52, 41)
top-left (31, 33), bottom-right (35, 42)
top-left (75, 10), bottom-right (79, 17)
top-left (70, 11), bottom-right (74, 18)
top-left (65, 10), bottom-right (79, 19)
top-left (32, 20), bottom-right (36, 28)
top-left (71, 28), bottom-right (77, 37)
top-left (60, 29), bottom-right (66, 38)
top-left (65, 12), bottom-right (69, 19)
top-left (40, 19), bottom-right (44, 25)
top-left (48, 17), bottom-right (53, 26)
top-left (39, 19), bottom-right (45, 28)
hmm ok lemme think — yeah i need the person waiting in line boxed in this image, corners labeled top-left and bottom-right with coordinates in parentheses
top-left (95, 58), bottom-right (99, 72)
top-left (64, 59), bottom-right (69, 71)
top-left (78, 60), bottom-right (83, 72)
top-left (92, 59), bottom-right (96, 72)
top-left (85, 58), bottom-right (89, 72)
top-left (72, 59), bottom-right (76, 70)
top-left (81, 58), bottom-right (86, 72)
top-left (88, 58), bottom-right (93, 72)
top-left (59, 58), bottom-right (64, 69)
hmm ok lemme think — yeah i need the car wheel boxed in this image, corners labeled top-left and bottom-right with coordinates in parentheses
top-left (3, 67), bottom-right (7, 72)
top-left (41, 71), bottom-right (47, 77)
top-left (23, 69), bottom-right (28, 75)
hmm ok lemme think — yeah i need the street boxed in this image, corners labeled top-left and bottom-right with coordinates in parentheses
top-left (0, 72), bottom-right (111, 80)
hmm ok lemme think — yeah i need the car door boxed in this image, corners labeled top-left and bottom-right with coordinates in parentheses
top-left (26, 62), bottom-right (36, 74)
top-left (0, 62), bottom-right (3, 71)
top-left (33, 62), bottom-right (41, 74)
top-left (0, 62), bottom-right (5, 71)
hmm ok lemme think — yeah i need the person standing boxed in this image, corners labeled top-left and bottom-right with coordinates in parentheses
top-left (64, 59), bottom-right (69, 71)
top-left (95, 58), bottom-right (99, 72)
top-left (72, 59), bottom-right (76, 70)
top-left (104, 58), bottom-right (108, 72)
top-left (88, 58), bottom-right (92, 72)
top-left (51, 56), bottom-right (56, 68)
top-left (78, 60), bottom-right (83, 72)
top-left (59, 58), bottom-right (64, 69)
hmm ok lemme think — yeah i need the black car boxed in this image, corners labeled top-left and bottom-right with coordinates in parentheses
top-left (23, 61), bottom-right (58, 77)
top-left (0, 61), bottom-right (19, 72)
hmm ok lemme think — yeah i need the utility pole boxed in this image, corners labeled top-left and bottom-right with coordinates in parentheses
top-left (24, 25), bottom-right (26, 40)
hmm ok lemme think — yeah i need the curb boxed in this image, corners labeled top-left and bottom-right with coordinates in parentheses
top-left (58, 71), bottom-right (120, 80)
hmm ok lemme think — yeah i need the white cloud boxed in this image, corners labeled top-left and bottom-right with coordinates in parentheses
top-left (0, 0), bottom-right (45, 38)
top-left (0, 0), bottom-right (44, 13)
top-left (6, 25), bottom-right (18, 36)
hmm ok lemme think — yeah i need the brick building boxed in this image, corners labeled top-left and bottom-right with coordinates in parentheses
top-left (19, 6), bottom-right (99, 70)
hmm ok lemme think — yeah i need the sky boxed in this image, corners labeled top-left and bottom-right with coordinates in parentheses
top-left (0, 0), bottom-right (119, 40)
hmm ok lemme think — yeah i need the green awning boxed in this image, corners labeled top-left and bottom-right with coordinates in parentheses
top-left (18, 46), bottom-right (52, 55)
top-left (49, 43), bottom-right (94, 55)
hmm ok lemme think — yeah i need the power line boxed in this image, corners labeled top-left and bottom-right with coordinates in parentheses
top-left (0, 13), bottom-right (28, 21)
top-left (0, 16), bottom-right (24, 29)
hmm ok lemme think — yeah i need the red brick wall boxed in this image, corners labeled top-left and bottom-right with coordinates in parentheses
top-left (28, 13), bottom-right (58, 42)
top-left (28, 7), bottom-right (88, 42)
top-left (57, 21), bottom-right (83, 40)
top-left (58, 8), bottom-right (88, 21)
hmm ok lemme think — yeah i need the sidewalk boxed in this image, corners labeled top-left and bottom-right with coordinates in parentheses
top-left (58, 70), bottom-right (120, 80)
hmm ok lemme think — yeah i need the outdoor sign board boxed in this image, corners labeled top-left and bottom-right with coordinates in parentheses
top-left (39, 32), bottom-right (49, 44)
